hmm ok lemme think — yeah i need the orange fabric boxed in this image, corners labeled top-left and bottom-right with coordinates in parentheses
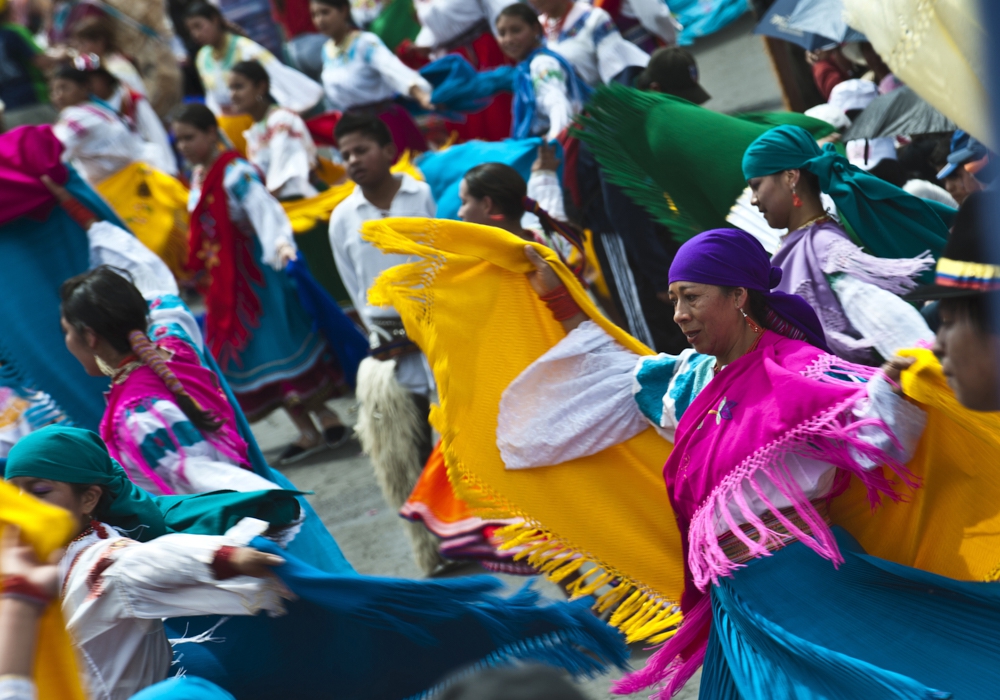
top-left (404, 442), bottom-right (482, 532)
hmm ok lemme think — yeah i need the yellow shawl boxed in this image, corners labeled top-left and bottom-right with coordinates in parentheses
top-left (364, 217), bottom-right (1000, 642)
top-left (0, 480), bottom-right (84, 700)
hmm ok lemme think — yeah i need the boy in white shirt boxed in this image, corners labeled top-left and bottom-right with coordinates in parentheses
top-left (328, 113), bottom-right (444, 575)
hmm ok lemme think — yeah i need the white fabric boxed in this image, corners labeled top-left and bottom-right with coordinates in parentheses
top-left (413, 0), bottom-right (517, 48)
top-left (541, 3), bottom-right (649, 87)
top-left (903, 178), bottom-right (959, 208)
top-left (846, 137), bottom-right (896, 170)
top-left (528, 53), bottom-right (578, 141)
top-left (831, 274), bottom-right (934, 359)
top-left (197, 35), bottom-right (323, 115)
top-left (804, 103), bottom-right (852, 130)
top-left (0, 677), bottom-right (34, 700)
top-left (147, 294), bottom-right (205, 353)
top-left (244, 107), bottom-right (318, 200)
top-left (188, 159), bottom-right (297, 271)
top-left (104, 53), bottom-right (147, 96)
top-left (88, 221), bottom-right (179, 298)
top-left (828, 78), bottom-right (879, 113)
top-left (61, 521), bottom-right (282, 700)
top-left (320, 32), bottom-right (432, 111)
top-left (52, 102), bottom-right (142, 185)
top-left (328, 173), bottom-right (436, 395)
top-left (114, 398), bottom-right (279, 496)
top-left (620, 0), bottom-right (680, 45)
top-left (497, 322), bottom-right (926, 536)
top-left (525, 170), bottom-right (567, 224)
top-left (352, 0), bottom-right (390, 27)
top-left (107, 86), bottom-right (176, 175)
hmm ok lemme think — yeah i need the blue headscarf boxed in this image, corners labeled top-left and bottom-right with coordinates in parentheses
top-left (669, 228), bottom-right (830, 352)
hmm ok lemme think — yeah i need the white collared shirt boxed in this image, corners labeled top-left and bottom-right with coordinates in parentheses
top-left (328, 173), bottom-right (436, 394)
top-left (541, 2), bottom-right (649, 86)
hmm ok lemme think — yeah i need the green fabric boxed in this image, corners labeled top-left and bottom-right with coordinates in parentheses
top-left (369, 0), bottom-right (420, 52)
top-left (742, 125), bottom-right (953, 262)
top-left (4, 426), bottom-right (301, 542)
top-left (1, 23), bottom-right (48, 104)
top-left (573, 84), bottom-right (834, 243)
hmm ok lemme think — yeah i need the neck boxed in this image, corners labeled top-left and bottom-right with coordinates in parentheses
top-left (211, 33), bottom-right (229, 53)
top-left (202, 147), bottom-right (221, 170)
top-left (715, 324), bottom-right (762, 368)
top-left (361, 173), bottom-right (402, 210)
top-left (96, 347), bottom-right (130, 370)
top-left (785, 196), bottom-right (826, 233)
top-left (499, 220), bottom-right (532, 240)
top-left (248, 101), bottom-right (270, 123)
top-left (332, 26), bottom-right (354, 45)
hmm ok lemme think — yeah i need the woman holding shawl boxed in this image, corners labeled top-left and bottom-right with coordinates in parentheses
top-left (743, 125), bottom-right (944, 365)
top-left (172, 104), bottom-right (347, 464)
top-left (499, 229), bottom-right (1000, 698)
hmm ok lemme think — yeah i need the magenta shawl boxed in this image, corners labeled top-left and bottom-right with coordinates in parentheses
top-left (99, 336), bottom-right (251, 495)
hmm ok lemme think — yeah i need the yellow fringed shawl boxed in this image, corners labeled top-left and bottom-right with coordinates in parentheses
top-left (0, 480), bottom-right (84, 700)
top-left (365, 218), bottom-right (1000, 643)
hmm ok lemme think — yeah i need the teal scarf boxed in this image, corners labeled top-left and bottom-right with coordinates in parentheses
top-left (742, 125), bottom-right (954, 262)
top-left (4, 426), bottom-right (300, 542)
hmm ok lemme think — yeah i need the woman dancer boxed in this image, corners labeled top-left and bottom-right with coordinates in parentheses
top-left (310, 0), bottom-right (432, 153)
top-left (497, 228), bottom-right (1000, 698)
top-left (744, 124), bottom-right (944, 364)
top-left (172, 103), bottom-right (347, 464)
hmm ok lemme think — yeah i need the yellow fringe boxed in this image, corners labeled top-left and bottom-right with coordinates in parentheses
top-left (364, 218), bottom-right (683, 645)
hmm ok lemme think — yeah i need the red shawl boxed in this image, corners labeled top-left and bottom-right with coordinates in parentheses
top-left (187, 151), bottom-right (263, 369)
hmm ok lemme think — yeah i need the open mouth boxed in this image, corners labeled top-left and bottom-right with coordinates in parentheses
top-left (683, 330), bottom-right (700, 344)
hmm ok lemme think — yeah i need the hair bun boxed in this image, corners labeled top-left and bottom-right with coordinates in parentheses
top-left (768, 266), bottom-right (783, 289)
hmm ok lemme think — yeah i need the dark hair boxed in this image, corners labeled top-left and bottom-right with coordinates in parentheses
top-left (60, 267), bottom-right (223, 432)
top-left (310, 0), bottom-right (351, 8)
top-left (231, 60), bottom-right (275, 104)
top-left (793, 168), bottom-right (821, 196)
top-left (719, 286), bottom-right (769, 328)
top-left (334, 112), bottom-right (392, 147)
top-left (70, 482), bottom-right (111, 520)
top-left (939, 293), bottom-right (1000, 336)
top-left (52, 64), bottom-right (90, 86)
top-left (184, 1), bottom-right (225, 24)
top-left (173, 102), bottom-right (219, 132)
top-left (869, 159), bottom-right (909, 188)
top-left (72, 15), bottom-right (118, 53)
top-left (496, 3), bottom-right (542, 32)
top-left (464, 163), bottom-right (527, 221)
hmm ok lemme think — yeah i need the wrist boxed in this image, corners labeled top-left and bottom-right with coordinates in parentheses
top-left (540, 284), bottom-right (583, 322)
top-left (1, 576), bottom-right (54, 610)
top-left (211, 545), bottom-right (240, 580)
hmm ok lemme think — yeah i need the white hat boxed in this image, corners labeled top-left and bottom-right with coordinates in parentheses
top-left (846, 137), bottom-right (897, 170)
top-left (804, 103), bottom-right (852, 131)
top-left (829, 79), bottom-right (879, 113)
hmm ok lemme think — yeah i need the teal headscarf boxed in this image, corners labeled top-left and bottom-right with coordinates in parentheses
top-left (4, 425), bottom-right (301, 542)
top-left (742, 125), bottom-right (954, 262)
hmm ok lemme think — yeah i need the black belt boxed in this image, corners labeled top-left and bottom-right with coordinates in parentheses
top-left (368, 317), bottom-right (420, 361)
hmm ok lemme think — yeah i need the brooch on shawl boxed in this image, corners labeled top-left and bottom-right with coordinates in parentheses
top-left (696, 398), bottom-right (737, 429)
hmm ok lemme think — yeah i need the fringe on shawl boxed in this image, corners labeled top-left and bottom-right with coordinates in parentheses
top-left (572, 91), bottom-right (705, 243)
top-left (822, 237), bottom-right (934, 294)
top-left (363, 220), bottom-right (683, 645)
top-left (687, 361), bottom-right (921, 591)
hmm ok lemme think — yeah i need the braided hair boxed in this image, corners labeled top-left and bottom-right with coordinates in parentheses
top-left (60, 266), bottom-right (223, 432)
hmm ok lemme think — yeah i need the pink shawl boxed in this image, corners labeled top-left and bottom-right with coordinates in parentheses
top-left (99, 336), bottom-right (251, 495)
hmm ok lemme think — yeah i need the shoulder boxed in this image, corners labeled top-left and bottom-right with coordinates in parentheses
top-left (589, 8), bottom-right (619, 40)
top-left (356, 31), bottom-right (386, 60)
top-left (399, 175), bottom-right (434, 204)
top-left (237, 35), bottom-right (271, 60)
top-left (329, 187), bottom-right (366, 229)
top-left (530, 53), bottom-right (566, 77)
top-left (266, 107), bottom-right (306, 133)
top-left (224, 159), bottom-right (264, 199)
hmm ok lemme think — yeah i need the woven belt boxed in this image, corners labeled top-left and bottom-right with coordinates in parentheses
top-left (718, 500), bottom-right (831, 566)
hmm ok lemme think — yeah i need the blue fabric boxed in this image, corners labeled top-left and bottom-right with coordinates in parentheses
top-left (421, 54), bottom-right (516, 117)
top-left (669, 0), bottom-right (749, 45)
top-left (130, 677), bottom-right (236, 700)
top-left (0, 167), bottom-right (125, 430)
top-left (702, 526), bottom-right (1000, 699)
top-left (511, 48), bottom-right (592, 140)
top-left (417, 138), bottom-right (545, 220)
top-left (285, 256), bottom-right (368, 389)
top-left (165, 537), bottom-right (627, 700)
top-left (633, 351), bottom-right (714, 427)
top-left (218, 236), bottom-right (328, 395)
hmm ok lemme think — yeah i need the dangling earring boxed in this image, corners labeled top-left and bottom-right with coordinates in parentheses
top-left (95, 355), bottom-right (116, 377)
top-left (488, 214), bottom-right (505, 221)
top-left (791, 187), bottom-right (803, 208)
top-left (740, 308), bottom-right (763, 334)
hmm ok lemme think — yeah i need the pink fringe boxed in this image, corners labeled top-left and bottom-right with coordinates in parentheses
top-left (612, 595), bottom-right (712, 698)
top-left (686, 377), bottom-right (919, 591)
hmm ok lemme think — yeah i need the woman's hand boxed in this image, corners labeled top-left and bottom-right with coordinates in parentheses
top-left (0, 526), bottom-right (62, 602)
top-left (276, 241), bottom-right (297, 268)
top-left (40, 174), bottom-right (71, 204)
top-left (525, 245), bottom-right (562, 297)
top-left (881, 355), bottom-right (916, 395)
top-left (532, 143), bottom-right (560, 173)
top-left (229, 548), bottom-right (285, 578)
top-left (410, 85), bottom-right (434, 111)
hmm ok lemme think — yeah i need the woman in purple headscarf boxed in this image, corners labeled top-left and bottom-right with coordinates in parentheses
top-left (497, 228), bottom-right (1000, 699)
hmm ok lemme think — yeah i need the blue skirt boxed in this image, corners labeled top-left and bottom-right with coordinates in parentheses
top-left (702, 526), bottom-right (1000, 699)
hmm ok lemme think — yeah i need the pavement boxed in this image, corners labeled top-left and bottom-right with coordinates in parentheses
top-left (250, 11), bottom-right (783, 698)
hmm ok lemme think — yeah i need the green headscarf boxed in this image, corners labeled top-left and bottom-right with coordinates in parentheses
top-left (4, 426), bottom-right (300, 542)
top-left (742, 125), bottom-right (954, 262)
top-left (573, 84), bottom-right (835, 242)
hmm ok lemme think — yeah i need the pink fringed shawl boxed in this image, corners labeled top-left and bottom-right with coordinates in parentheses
top-left (614, 330), bottom-right (918, 699)
top-left (99, 336), bottom-right (252, 495)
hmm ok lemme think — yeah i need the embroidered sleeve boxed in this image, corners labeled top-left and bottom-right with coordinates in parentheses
top-left (497, 320), bottom-right (652, 469)
top-left (365, 32), bottom-right (433, 96)
top-left (530, 54), bottom-right (574, 141)
top-left (224, 162), bottom-right (297, 269)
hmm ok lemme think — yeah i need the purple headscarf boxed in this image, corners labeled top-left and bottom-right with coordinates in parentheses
top-left (668, 228), bottom-right (831, 353)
